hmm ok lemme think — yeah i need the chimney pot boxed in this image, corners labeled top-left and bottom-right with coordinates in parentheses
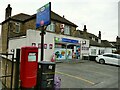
top-left (98, 31), bottom-right (101, 39)
top-left (83, 25), bottom-right (87, 32)
top-left (5, 4), bottom-right (12, 20)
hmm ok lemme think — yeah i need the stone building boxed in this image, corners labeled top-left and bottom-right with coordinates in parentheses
top-left (1, 4), bottom-right (77, 53)
top-left (1, 4), bottom-right (89, 61)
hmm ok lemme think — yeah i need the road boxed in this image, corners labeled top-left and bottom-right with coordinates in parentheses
top-left (55, 60), bottom-right (119, 89)
top-left (0, 60), bottom-right (119, 89)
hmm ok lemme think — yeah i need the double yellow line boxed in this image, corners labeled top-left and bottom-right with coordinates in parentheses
top-left (56, 71), bottom-right (95, 85)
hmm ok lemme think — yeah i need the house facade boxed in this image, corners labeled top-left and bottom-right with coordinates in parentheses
top-left (74, 25), bottom-right (116, 60)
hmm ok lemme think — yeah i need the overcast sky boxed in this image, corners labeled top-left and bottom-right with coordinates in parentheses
top-left (0, 0), bottom-right (119, 41)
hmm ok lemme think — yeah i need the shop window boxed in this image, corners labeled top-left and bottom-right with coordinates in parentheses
top-left (64, 25), bottom-right (70, 35)
top-left (55, 43), bottom-right (66, 48)
top-left (46, 22), bottom-right (55, 32)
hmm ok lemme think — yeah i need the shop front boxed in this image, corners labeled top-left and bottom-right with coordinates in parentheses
top-left (54, 37), bottom-right (81, 61)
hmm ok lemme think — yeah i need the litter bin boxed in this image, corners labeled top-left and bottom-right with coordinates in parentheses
top-left (35, 61), bottom-right (56, 89)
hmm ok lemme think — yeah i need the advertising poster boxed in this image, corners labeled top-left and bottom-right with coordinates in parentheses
top-left (55, 49), bottom-right (66, 60)
top-left (66, 49), bottom-right (72, 59)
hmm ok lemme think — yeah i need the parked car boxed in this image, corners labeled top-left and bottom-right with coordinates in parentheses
top-left (96, 53), bottom-right (120, 66)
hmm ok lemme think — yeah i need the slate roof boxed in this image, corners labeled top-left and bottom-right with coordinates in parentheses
top-left (73, 30), bottom-right (113, 47)
top-left (2, 11), bottom-right (77, 27)
top-left (51, 11), bottom-right (77, 27)
top-left (101, 40), bottom-right (113, 47)
top-left (11, 13), bottom-right (31, 21)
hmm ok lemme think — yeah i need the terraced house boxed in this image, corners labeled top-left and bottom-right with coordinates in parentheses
top-left (73, 26), bottom-right (116, 60)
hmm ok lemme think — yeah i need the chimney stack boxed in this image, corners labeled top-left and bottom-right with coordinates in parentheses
top-left (83, 25), bottom-right (87, 32)
top-left (98, 31), bottom-right (101, 39)
top-left (5, 4), bottom-right (12, 20)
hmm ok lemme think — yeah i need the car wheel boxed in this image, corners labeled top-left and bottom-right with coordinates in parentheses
top-left (99, 59), bottom-right (105, 64)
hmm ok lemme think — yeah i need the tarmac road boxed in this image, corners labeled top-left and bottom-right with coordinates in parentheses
top-left (55, 60), bottom-right (119, 89)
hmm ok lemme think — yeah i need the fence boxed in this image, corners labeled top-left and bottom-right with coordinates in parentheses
top-left (0, 49), bottom-right (20, 89)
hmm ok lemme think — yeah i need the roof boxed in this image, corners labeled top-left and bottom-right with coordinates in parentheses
top-left (101, 40), bottom-right (113, 47)
top-left (11, 13), bottom-right (31, 21)
top-left (89, 39), bottom-right (102, 47)
top-left (2, 11), bottom-right (77, 27)
top-left (72, 30), bottom-right (86, 39)
top-left (73, 29), bottom-right (113, 47)
top-left (51, 11), bottom-right (77, 27)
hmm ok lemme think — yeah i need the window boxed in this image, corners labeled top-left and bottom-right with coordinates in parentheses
top-left (92, 37), bottom-right (95, 41)
top-left (103, 54), bottom-right (113, 58)
top-left (118, 55), bottom-right (120, 59)
top-left (46, 22), bottom-right (55, 32)
top-left (64, 25), bottom-right (70, 35)
top-left (89, 37), bottom-right (92, 39)
top-left (112, 55), bottom-right (118, 59)
top-left (100, 50), bottom-right (104, 55)
top-left (91, 49), bottom-right (96, 55)
top-left (15, 22), bottom-right (20, 33)
top-left (95, 38), bottom-right (98, 42)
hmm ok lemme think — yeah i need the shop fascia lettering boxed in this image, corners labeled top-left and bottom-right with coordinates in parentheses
top-left (55, 37), bottom-right (79, 44)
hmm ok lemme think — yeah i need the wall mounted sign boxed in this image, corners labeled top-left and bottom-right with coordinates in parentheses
top-left (49, 44), bottom-right (53, 49)
top-left (38, 43), bottom-right (41, 48)
top-left (62, 38), bottom-right (78, 44)
top-left (32, 43), bottom-right (36, 46)
top-left (44, 44), bottom-right (47, 49)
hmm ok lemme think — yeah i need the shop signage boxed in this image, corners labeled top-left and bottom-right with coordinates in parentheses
top-left (62, 38), bottom-right (78, 44)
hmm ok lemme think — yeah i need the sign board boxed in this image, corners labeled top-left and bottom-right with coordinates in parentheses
top-left (36, 2), bottom-right (51, 28)
top-left (62, 38), bottom-right (78, 44)
top-left (28, 53), bottom-right (36, 62)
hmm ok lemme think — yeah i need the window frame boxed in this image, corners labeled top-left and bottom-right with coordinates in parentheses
top-left (64, 25), bottom-right (70, 35)
top-left (46, 21), bottom-right (55, 32)
top-left (15, 22), bottom-right (20, 33)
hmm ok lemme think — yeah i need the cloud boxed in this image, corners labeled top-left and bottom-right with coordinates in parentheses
top-left (0, 0), bottom-right (118, 41)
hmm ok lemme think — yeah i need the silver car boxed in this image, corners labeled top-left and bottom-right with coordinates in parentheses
top-left (96, 53), bottom-right (120, 66)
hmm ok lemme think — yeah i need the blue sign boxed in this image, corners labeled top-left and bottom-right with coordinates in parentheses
top-left (36, 2), bottom-right (51, 28)
top-left (62, 38), bottom-right (78, 44)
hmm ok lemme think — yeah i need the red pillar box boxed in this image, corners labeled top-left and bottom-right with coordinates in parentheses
top-left (20, 46), bottom-right (38, 88)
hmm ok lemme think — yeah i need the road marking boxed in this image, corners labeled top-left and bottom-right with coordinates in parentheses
top-left (56, 71), bottom-right (95, 85)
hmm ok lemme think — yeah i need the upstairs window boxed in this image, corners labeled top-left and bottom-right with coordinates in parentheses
top-left (95, 38), bottom-right (98, 42)
top-left (46, 22), bottom-right (55, 32)
top-left (64, 25), bottom-right (70, 35)
top-left (92, 37), bottom-right (95, 41)
top-left (15, 22), bottom-right (20, 33)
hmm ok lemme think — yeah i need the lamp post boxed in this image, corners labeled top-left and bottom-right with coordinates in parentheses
top-left (40, 26), bottom-right (46, 61)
